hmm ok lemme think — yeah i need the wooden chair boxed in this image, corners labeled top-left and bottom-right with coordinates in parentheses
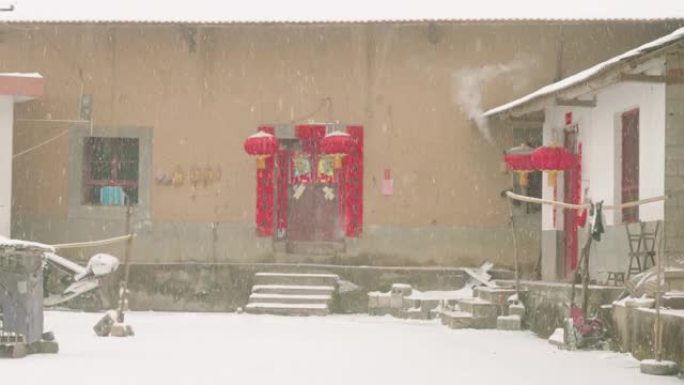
top-left (625, 221), bottom-right (659, 279)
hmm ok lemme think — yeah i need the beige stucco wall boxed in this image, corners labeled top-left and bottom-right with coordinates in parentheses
top-left (3, 21), bottom-right (683, 267)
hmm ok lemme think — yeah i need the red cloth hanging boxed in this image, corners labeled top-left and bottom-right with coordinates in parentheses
top-left (343, 125), bottom-right (363, 237)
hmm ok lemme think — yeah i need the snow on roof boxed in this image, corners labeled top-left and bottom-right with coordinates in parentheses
top-left (0, 236), bottom-right (54, 252)
top-left (0, 72), bottom-right (43, 78)
top-left (1, 0), bottom-right (684, 24)
top-left (484, 26), bottom-right (684, 118)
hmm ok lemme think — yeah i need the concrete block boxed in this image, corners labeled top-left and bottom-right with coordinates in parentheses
top-left (663, 293), bottom-right (684, 309)
top-left (377, 294), bottom-right (391, 308)
top-left (367, 293), bottom-right (379, 308)
top-left (509, 303), bottom-right (526, 319)
top-left (110, 323), bottom-right (134, 338)
top-left (459, 298), bottom-right (499, 319)
top-left (389, 294), bottom-right (404, 309)
top-left (497, 315), bottom-right (522, 331)
top-left (11, 343), bottom-right (27, 358)
top-left (476, 287), bottom-right (517, 306)
top-left (403, 297), bottom-right (420, 309)
top-left (665, 269), bottom-right (684, 291)
top-left (33, 340), bottom-right (59, 354)
top-left (390, 283), bottom-right (412, 297)
top-left (93, 311), bottom-right (117, 337)
top-left (640, 359), bottom-right (679, 376)
top-left (444, 312), bottom-right (474, 329)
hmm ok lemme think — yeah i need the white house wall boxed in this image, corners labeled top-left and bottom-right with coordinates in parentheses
top-left (541, 81), bottom-right (666, 278)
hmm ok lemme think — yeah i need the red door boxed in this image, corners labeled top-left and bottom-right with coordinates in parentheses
top-left (621, 109), bottom-right (639, 223)
top-left (287, 182), bottom-right (340, 243)
top-left (564, 130), bottom-right (579, 277)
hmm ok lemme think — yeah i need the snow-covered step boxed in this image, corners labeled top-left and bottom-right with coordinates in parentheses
top-left (245, 302), bottom-right (329, 316)
top-left (246, 271), bottom-right (338, 316)
top-left (251, 284), bottom-right (335, 296)
top-left (248, 293), bottom-right (332, 305)
top-left (254, 272), bottom-right (339, 287)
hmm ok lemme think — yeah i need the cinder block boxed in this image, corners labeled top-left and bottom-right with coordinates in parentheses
top-left (368, 293), bottom-right (379, 308)
top-left (389, 294), bottom-right (404, 309)
top-left (110, 323), bottom-right (134, 338)
top-left (497, 315), bottom-right (522, 331)
top-left (509, 303), bottom-right (526, 319)
top-left (11, 343), bottom-right (27, 358)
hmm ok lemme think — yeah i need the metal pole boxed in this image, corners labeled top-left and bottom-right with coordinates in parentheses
top-left (117, 198), bottom-right (133, 323)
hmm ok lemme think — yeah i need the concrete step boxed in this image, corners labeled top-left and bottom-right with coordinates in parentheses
top-left (251, 284), bottom-right (335, 296)
top-left (248, 293), bottom-right (332, 305)
top-left (253, 272), bottom-right (339, 287)
top-left (244, 302), bottom-right (329, 316)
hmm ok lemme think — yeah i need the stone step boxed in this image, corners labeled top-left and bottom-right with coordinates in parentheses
top-left (253, 272), bottom-right (339, 287)
top-left (251, 284), bottom-right (336, 296)
top-left (244, 302), bottom-right (329, 316)
top-left (248, 293), bottom-right (332, 305)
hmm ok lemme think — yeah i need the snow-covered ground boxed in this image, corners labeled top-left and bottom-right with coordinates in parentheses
top-left (4, 311), bottom-right (680, 385)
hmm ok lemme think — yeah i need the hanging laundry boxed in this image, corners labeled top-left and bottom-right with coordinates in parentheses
top-left (592, 201), bottom-right (605, 242)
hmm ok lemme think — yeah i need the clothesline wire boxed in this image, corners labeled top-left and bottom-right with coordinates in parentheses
top-left (505, 191), bottom-right (667, 210)
top-left (51, 234), bottom-right (134, 250)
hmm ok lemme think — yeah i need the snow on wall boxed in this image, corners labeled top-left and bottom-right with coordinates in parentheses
top-left (541, 80), bottom-right (666, 231)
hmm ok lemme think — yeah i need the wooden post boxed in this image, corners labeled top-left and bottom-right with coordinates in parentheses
top-left (507, 199), bottom-right (521, 300)
top-left (116, 198), bottom-right (133, 323)
top-left (655, 220), bottom-right (664, 362)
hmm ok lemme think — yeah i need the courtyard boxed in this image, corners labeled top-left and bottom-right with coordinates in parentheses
top-left (3, 311), bottom-right (680, 385)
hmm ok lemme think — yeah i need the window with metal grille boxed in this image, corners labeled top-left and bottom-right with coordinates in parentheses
top-left (82, 137), bottom-right (139, 205)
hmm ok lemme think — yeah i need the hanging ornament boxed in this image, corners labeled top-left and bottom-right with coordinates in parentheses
top-left (321, 131), bottom-right (355, 169)
top-left (531, 145), bottom-right (575, 187)
top-left (504, 143), bottom-right (535, 187)
top-left (243, 131), bottom-right (279, 169)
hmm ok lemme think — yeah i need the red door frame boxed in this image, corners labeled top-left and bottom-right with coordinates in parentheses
top-left (563, 129), bottom-right (579, 277)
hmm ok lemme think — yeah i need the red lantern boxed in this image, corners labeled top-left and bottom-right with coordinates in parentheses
top-left (244, 131), bottom-right (279, 169)
top-left (531, 145), bottom-right (575, 186)
top-left (321, 131), bottom-right (355, 169)
top-left (504, 143), bottom-right (535, 187)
